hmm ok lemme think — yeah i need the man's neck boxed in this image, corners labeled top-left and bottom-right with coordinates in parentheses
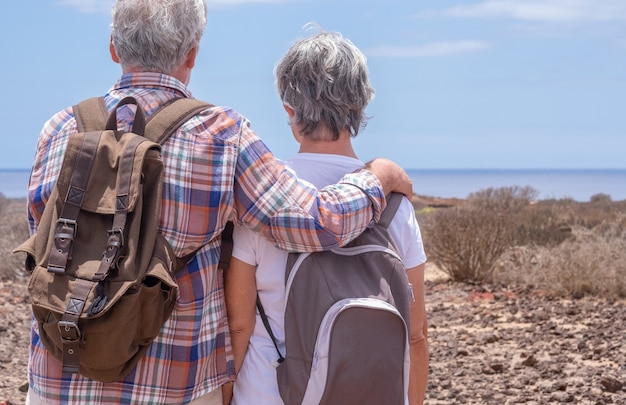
top-left (122, 66), bottom-right (190, 86)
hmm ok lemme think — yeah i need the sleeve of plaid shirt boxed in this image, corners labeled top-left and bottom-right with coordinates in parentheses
top-left (26, 103), bottom-right (386, 252)
top-left (232, 118), bottom-right (386, 252)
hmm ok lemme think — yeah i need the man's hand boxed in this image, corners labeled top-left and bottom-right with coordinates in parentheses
top-left (365, 158), bottom-right (414, 197)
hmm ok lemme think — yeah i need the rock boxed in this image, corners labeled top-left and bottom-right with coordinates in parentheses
top-left (550, 391), bottom-right (575, 402)
top-left (521, 354), bottom-right (539, 367)
top-left (599, 376), bottom-right (623, 393)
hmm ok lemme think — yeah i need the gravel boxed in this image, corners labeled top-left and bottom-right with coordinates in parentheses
top-left (1, 267), bottom-right (625, 404)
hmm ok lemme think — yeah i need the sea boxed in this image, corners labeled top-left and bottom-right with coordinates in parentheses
top-left (1, 168), bottom-right (625, 202)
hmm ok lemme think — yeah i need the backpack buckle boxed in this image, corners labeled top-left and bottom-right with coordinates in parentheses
top-left (55, 218), bottom-right (77, 237)
top-left (107, 228), bottom-right (124, 247)
top-left (93, 229), bottom-right (124, 281)
top-left (58, 321), bottom-right (81, 343)
top-left (54, 219), bottom-right (77, 249)
top-left (48, 219), bottom-right (78, 273)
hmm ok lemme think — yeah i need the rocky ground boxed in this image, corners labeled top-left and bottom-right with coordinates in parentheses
top-left (0, 278), bottom-right (30, 405)
top-left (1, 267), bottom-right (625, 404)
top-left (424, 268), bottom-right (625, 404)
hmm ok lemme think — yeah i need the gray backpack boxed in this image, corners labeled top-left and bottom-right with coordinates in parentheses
top-left (258, 193), bottom-right (411, 405)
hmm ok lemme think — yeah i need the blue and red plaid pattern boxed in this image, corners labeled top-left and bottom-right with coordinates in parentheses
top-left (26, 73), bottom-right (384, 404)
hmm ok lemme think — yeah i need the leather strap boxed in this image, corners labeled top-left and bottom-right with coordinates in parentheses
top-left (256, 295), bottom-right (285, 366)
top-left (74, 96), bottom-right (214, 145)
top-left (59, 278), bottom-right (94, 374)
top-left (73, 97), bottom-right (107, 133)
top-left (105, 97), bottom-right (146, 136)
top-left (47, 132), bottom-right (101, 274)
top-left (93, 135), bottom-right (147, 281)
top-left (145, 98), bottom-right (214, 144)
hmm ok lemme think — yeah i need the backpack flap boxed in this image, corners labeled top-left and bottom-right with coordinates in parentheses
top-left (55, 102), bottom-right (158, 216)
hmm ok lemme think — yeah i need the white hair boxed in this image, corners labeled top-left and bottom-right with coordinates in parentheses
top-left (111, 0), bottom-right (207, 74)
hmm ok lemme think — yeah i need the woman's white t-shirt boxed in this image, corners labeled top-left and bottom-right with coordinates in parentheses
top-left (231, 153), bottom-right (426, 405)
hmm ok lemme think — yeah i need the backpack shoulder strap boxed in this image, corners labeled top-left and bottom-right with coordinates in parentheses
top-left (378, 192), bottom-right (404, 229)
top-left (256, 295), bottom-right (285, 365)
top-left (144, 98), bottom-right (215, 145)
top-left (73, 97), bottom-right (108, 132)
top-left (142, 98), bottom-right (215, 270)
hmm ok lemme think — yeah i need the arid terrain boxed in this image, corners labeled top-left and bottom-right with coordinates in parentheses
top-left (0, 194), bottom-right (626, 405)
top-left (423, 267), bottom-right (625, 404)
top-left (1, 266), bottom-right (624, 404)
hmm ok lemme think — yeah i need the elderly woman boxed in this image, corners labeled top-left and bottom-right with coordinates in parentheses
top-left (224, 28), bottom-right (429, 405)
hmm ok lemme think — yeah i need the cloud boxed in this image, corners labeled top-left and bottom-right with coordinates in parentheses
top-left (57, 0), bottom-right (290, 13)
top-left (430, 0), bottom-right (626, 22)
top-left (367, 40), bottom-right (490, 58)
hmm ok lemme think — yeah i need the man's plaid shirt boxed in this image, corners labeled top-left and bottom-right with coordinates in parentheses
top-left (25, 73), bottom-right (385, 404)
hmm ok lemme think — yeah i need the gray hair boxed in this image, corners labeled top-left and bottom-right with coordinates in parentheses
top-left (111, 0), bottom-right (207, 74)
top-left (275, 29), bottom-right (375, 141)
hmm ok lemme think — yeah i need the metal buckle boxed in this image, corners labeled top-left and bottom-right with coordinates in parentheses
top-left (55, 218), bottom-right (77, 238)
top-left (47, 266), bottom-right (66, 275)
top-left (58, 321), bottom-right (81, 343)
top-left (93, 228), bottom-right (125, 281)
top-left (107, 228), bottom-right (124, 247)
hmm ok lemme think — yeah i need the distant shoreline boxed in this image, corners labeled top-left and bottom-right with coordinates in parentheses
top-left (4, 168), bottom-right (626, 201)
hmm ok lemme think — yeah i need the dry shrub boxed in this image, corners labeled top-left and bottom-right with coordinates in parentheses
top-left (571, 196), bottom-right (626, 229)
top-left (493, 223), bottom-right (626, 298)
top-left (511, 200), bottom-right (573, 248)
top-left (420, 186), bottom-right (552, 283)
top-left (420, 206), bottom-right (512, 283)
top-left (0, 194), bottom-right (30, 280)
top-left (419, 185), bottom-right (626, 292)
top-left (466, 186), bottom-right (539, 211)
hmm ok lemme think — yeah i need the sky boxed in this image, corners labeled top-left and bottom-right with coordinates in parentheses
top-left (1, 0), bottom-right (625, 170)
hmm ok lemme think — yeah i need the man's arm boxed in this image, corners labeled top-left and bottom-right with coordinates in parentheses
top-left (233, 121), bottom-right (412, 252)
top-left (27, 108), bottom-right (77, 233)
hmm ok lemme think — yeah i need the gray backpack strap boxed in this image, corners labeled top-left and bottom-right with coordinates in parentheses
top-left (144, 98), bottom-right (215, 145)
top-left (73, 97), bottom-right (108, 132)
top-left (378, 192), bottom-right (404, 229)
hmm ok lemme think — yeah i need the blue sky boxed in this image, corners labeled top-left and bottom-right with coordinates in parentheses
top-left (1, 0), bottom-right (625, 170)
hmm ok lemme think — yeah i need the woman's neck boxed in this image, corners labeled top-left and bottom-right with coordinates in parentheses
top-left (296, 129), bottom-right (358, 159)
